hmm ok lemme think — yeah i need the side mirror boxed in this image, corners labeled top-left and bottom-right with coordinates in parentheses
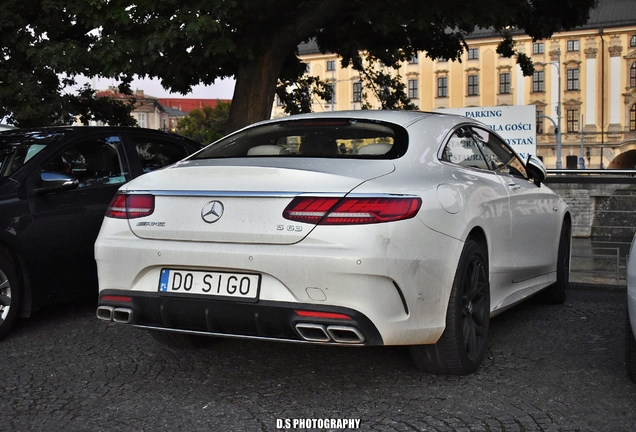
top-left (526, 155), bottom-right (547, 186)
top-left (36, 171), bottom-right (79, 194)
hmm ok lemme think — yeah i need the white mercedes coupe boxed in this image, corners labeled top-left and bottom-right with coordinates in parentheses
top-left (95, 111), bottom-right (571, 375)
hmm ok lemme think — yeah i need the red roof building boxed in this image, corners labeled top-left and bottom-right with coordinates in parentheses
top-left (157, 98), bottom-right (231, 113)
top-left (91, 87), bottom-right (231, 130)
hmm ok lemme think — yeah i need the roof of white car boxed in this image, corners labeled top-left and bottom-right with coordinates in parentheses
top-left (261, 110), bottom-right (478, 129)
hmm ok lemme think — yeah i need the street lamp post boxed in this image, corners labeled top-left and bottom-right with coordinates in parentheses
top-left (550, 49), bottom-right (563, 169)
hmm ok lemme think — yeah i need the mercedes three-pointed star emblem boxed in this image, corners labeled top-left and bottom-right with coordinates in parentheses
top-left (201, 200), bottom-right (224, 224)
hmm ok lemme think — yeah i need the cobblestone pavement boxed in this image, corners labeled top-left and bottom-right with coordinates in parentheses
top-left (2, 288), bottom-right (635, 432)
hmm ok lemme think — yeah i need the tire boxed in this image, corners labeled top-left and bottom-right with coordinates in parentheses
top-left (627, 314), bottom-right (636, 383)
top-left (410, 239), bottom-right (490, 375)
top-left (0, 249), bottom-right (20, 340)
top-left (539, 220), bottom-right (571, 304)
top-left (148, 329), bottom-right (217, 349)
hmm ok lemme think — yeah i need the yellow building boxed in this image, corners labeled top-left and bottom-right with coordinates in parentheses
top-left (274, 0), bottom-right (636, 169)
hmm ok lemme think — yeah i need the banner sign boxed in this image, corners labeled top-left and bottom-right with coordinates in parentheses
top-left (435, 105), bottom-right (537, 161)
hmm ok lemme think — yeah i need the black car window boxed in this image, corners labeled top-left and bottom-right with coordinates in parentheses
top-left (440, 127), bottom-right (489, 170)
top-left (470, 127), bottom-right (528, 179)
top-left (191, 119), bottom-right (408, 160)
top-left (42, 135), bottom-right (127, 188)
top-left (0, 132), bottom-right (63, 178)
top-left (131, 136), bottom-right (189, 173)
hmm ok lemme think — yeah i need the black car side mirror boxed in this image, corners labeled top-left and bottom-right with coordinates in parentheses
top-left (526, 155), bottom-right (547, 186)
top-left (35, 171), bottom-right (80, 194)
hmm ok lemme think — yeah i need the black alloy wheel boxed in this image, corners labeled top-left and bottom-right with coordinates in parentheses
top-left (461, 254), bottom-right (490, 362)
top-left (539, 220), bottom-right (571, 304)
top-left (411, 239), bottom-right (490, 375)
top-left (0, 249), bottom-right (20, 340)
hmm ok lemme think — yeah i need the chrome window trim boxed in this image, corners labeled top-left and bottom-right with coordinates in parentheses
top-left (125, 190), bottom-right (420, 199)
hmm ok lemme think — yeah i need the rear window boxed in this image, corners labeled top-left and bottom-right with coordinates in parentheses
top-left (0, 132), bottom-right (64, 178)
top-left (191, 119), bottom-right (408, 160)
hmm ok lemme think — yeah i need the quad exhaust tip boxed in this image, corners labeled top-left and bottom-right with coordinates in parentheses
top-left (96, 306), bottom-right (134, 324)
top-left (96, 306), bottom-right (114, 321)
top-left (295, 323), bottom-right (365, 344)
top-left (326, 325), bottom-right (366, 344)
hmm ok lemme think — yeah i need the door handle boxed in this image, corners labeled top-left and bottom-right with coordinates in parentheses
top-left (508, 183), bottom-right (522, 192)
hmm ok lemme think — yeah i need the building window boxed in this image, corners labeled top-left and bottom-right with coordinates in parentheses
top-left (467, 75), bottom-right (479, 96)
top-left (533, 70), bottom-right (545, 92)
top-left (499, 72), bottom-right (511, 94)
top-left (468, 48), bottom-right (479, 60)
top-left (136, 113), bottom-right (146, 128)
top-left (328, 83), bottom-right (336, 104)
top-left (567, 68), bottom-right (580, 91)
top-left (409, 54), bottom-right (418, 64)
top-left (326, 60), bottom-right (336, 71)
top-left (437, 57), bottom-right (447, 62)
top-left (566, 109), bottom-right (579, 133)
top-left (631, 62), bottom-right (636, 87)
top-left (567, 40), bottom-right (580, 52)
top-left (631, 36), bottom-right (636, 47)
top-left (533, 43), bottom-right (545, 54)
top-left (352, 81), bottom-right (362, 103)
top-left (408, 79), bottom-right (418, 99)
top-left (536, 109), bottom-right (544, 134)
top-left (631, 104), bottom-right (636, 131)
top-left (437, 77), bottom-right (448, 98)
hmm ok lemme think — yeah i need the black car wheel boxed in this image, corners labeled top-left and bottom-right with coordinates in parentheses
top-left (627, 314), bottom-right (636, 383)
top-left (539, 220), bottom-right (571, 304)
top-left (411, 239), bottom-right (490, 375)
top-left (0, 249), bottom-right (20, 340)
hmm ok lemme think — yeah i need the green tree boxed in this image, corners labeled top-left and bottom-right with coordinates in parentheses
top-left (176, 102), bottom-right (231, 144)
top-left (2, 0), bottom-right (596, 130)
top-left (0, 1), bottom-right (137, 127)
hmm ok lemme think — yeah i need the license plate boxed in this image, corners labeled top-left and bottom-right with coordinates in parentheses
top-left (158, 269), bottom-right (260, 300)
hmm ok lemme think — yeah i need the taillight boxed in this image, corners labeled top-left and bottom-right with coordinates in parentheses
top-left (283, 196), bottom-right (421, 225)
top-left (106, 193), bottom-right (155, 219)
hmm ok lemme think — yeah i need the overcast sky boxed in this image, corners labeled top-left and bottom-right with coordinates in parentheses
top-left (73, 76), bottom-right (236, 99)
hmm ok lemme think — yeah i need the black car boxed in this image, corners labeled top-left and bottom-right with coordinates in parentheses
top-left (0, 127), bottom-right (202, 338)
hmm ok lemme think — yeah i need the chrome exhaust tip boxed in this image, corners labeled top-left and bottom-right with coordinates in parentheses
top-left (96, 306), bottom-right (114, 322)
top-left (112, 307), bottom-right (134, 324)
top-left (295, 323), bottom-right (330, 342)
top-left (326, 326), bottom-right (365, 344)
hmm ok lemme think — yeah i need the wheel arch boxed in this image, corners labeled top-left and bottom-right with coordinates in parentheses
top-left (466, 227), bottom-right (489, 270)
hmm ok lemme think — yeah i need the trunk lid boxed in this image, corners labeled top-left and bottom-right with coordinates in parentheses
top-left (127, 159), bottom-right (394, 244)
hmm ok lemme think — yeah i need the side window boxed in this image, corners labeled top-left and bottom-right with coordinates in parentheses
top-left (131, 136), bottom-right (189, 173)
top-left (470, 128), bottom-right (528, 179)
top-left (43, 135), bottom-right (127, 188)
top-left (440, 127), bottom-right (489, 170)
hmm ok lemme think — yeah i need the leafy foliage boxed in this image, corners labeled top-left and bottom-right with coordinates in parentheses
top-left (0, 0), bottom-right (137, 127)
top-left (275, 76), bottom-right (333, 115)
top-left (176, 102), bottom-right (231, 144)
top-left (1, 0), bottom-right (597, 129)
top-left (354, 56), bottom-right (419, 111)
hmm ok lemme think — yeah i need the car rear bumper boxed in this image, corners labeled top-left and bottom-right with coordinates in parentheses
top-left (95, 218), bottom-right (464, 345)
top-left (97, 289), bottom-right (384, 345)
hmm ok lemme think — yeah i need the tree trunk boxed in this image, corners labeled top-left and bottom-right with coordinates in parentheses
top-left (223, 0), bottom-right (348, 134)
top-left (225, 51), bottom-right (285, 134)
